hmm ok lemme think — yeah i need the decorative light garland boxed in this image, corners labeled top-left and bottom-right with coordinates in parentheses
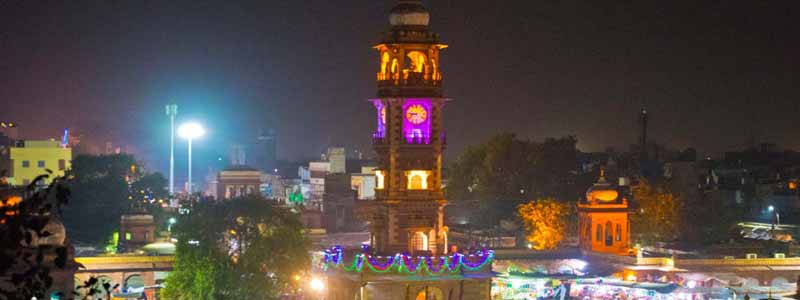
top-left (322, 245), bottom-right (493, 275)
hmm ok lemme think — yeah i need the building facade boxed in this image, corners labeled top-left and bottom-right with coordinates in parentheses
top-left (9, 140), bottom-right (71, 186)
top-left (216, 165), bottom-right (263, 200)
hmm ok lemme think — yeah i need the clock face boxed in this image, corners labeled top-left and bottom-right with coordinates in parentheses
top-left (405, 104), bottom-right (428, 125)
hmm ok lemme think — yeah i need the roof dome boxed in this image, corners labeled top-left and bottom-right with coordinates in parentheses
top-left (389, 0), bottom-right (430, 27)
top-left (586, 170), bottom-right (619, 202)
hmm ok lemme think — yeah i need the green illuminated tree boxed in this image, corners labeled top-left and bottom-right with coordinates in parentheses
top-left (162, 195), bottom-right (310, 300)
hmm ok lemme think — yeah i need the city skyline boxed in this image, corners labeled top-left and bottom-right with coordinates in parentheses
top-left (2, 1), bottom-right (798, 175)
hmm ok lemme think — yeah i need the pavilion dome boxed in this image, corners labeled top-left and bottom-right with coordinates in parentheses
top-left (586, 172), bottom-right (619, 203)
top-left (389, 0), bottom-right (430, 27)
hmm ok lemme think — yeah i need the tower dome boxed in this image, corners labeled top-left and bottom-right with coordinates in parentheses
top-left (389, 0), bottom-right (430, 27)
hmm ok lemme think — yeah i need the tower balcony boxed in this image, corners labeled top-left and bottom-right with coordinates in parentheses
top-left (377, 72), bottom-right (442, 97)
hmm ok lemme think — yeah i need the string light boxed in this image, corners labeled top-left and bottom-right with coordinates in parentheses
top-left (322, 246), bottom-right (493, 275)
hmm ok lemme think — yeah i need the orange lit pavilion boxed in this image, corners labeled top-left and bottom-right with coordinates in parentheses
top-left (577, 170), bottom-right (631, 255)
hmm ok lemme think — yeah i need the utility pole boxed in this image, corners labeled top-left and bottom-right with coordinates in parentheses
top-left (166, 104), bottom-right (178, 201)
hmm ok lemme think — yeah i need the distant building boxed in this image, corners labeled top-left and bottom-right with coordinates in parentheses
top-left (0, 133), bottom-right (13, 180)
top-left (254, 129), bottom-right (277, 172)
top-left (308, 161), bottom-right (330, 210)
top-left (260, 173), bottom-right (285, 201)
top-left (0, 121), bottom-right (19, 140)
top-left (351, 166), bottom-right (377, 200)
top-left (118, 210), bottom-right (156, 253)
top-left (9, 140), bottom-right (72, 186)
top-left (323, 173), bottom-right (358, 233)
top-left (326, 147), bottom-right (346, 174)
top-left (216, 165), bottom-right (262, 200)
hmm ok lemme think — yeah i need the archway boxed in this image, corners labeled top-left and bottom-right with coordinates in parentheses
top-left (124, 274), bottom-right (145, 294)
top-left (409, 174), bottom-right (423, 190)
top-left (410, 231), bottom-right (428, 252)
top-left (415, 286), bottom-right (443, 300)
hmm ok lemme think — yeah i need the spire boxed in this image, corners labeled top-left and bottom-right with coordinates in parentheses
top-left (599, 165), bottom-right (607, 182)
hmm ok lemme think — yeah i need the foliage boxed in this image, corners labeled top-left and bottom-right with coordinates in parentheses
top-left (62, 154), bottom-right (137, 245)
top-left (447, 133), bottom-right (579, 226)
top-left (104, 231), bottom-right (119, 254)
top-left (0, 175), bottom-right (71, 300)
top-left (517, 198), bottom-right (571, 250)
top-left (163, 195), bottom-right (310, 300)
top-left (131, 172), bottom-right (169, 205)
top-left (62, 154), bottom-right (168, 246)
top-left (630, 179), bottom-right (682, 245)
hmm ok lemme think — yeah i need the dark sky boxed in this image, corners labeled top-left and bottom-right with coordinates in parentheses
top-left (1, 1), bottom-right (799, 177)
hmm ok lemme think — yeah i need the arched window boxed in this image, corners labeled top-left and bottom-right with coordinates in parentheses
top-left (380, 52), bottom-right (390, 75)
top-left (124, 274), bottom-right (144, 293)
top-left (409, 174), bottom-right (423, 190)
top-left (406, 51), bottom-right (427, 73)
top-left (615, 224), bottom-right (622, 241)
top-left (410, 231), bottom-right (428, 252)
top-left (595, 224), bottom-right (602, 242)
top-left (407, 170), bottom-right (429, 190)
top-left (375, 170), bottom-right (385, 189)
top-left (605, 221), bottom-right (613, 246)
top-left (391, 59), bottom-right (399, 74)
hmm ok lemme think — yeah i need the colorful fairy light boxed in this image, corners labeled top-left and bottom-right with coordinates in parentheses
top-left (322, 245), bottom-right (494, 275)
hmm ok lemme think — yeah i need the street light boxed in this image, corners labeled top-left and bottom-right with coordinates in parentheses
top-left (178, 122), bottom-right (205, 193)
top-left (768, 205), bottom-right (780, 227)
top-left (168, 217), bottom-right (177, 232)
top-left (165, 104), bottom-right (178, 197)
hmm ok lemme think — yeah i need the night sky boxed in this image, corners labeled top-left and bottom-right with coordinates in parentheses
top-left (1, 1), bottom-right (798, 177)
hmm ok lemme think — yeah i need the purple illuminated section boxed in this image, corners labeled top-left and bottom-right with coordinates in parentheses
top-left (402, 99), bottom-right (432, 144)
top-left (371, 100), bottom-right (385, 139)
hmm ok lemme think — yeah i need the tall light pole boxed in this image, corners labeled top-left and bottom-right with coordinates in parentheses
top-left (178, 122), bottom-right (205, 193)
top-left (768, 205), bottom-right (780, 228)
top-left (165, 104), bottom-right (178, 197)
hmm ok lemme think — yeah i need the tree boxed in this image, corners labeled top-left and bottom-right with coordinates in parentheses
top-left (62, 154), bottom-right (137, 245)
top-left (63, 154), bottom-right (169, 247)
top-left (0, 177), bottom-right (67, 299)
top-left (630, 179), bottom-right (681, 245)
top-left (517, 198), bottom-right (571, 250)
top-left (447, 133), bottom-right (579, 226)
top-left (163, 195), bottom-right (310, 300)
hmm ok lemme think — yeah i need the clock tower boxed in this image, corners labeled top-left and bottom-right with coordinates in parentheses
top-left (323, 3), bottom-right (493, 300)
top-left (364, 0), bottom-right (449, 255)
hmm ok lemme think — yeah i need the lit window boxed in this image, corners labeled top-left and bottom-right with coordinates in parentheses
top-left (410, 231), bottom-right (428, 252)
top-left (406, 170), bottom-right (430, 190)
top-left (375, 170), bottom-right (385, 189)
top-left (616, 224), bottom-right (622, 241)
top-left (125, 232), bottom-right (132, 240)
top-left (406, 51), bottom-right (426, 73)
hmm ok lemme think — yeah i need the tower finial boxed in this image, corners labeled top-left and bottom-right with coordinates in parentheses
top-left (598, 165), bottom-right (607, 182)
